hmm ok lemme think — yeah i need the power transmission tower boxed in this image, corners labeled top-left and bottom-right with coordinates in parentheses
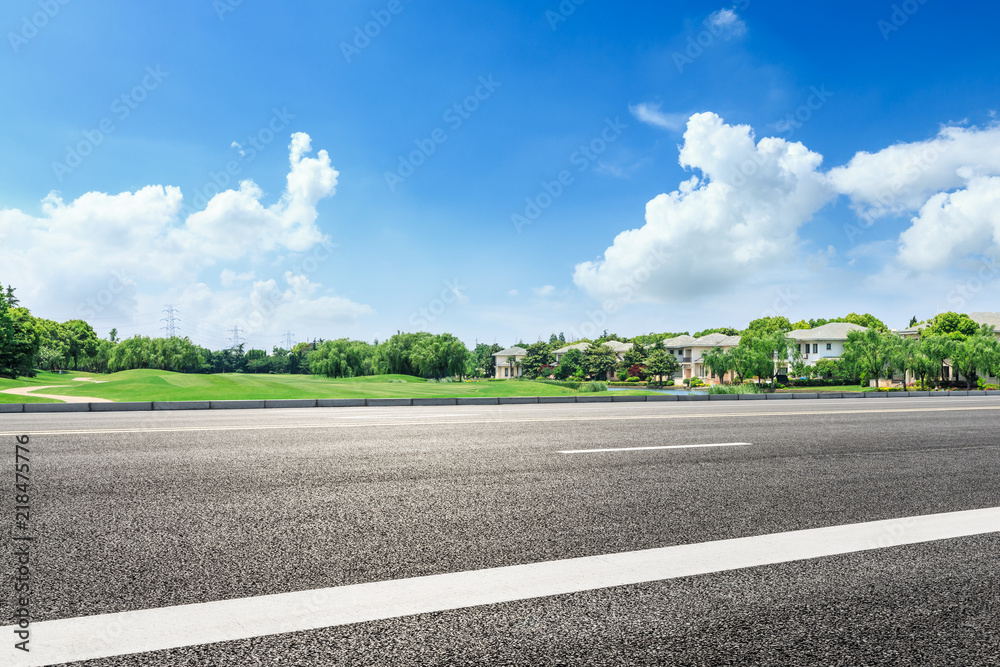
top-left (161, 306), bottom-right (180, 337)
top-left (282, 330), bottom-right (296, 349)
top-left (228, 326), bottom-right (245, 348)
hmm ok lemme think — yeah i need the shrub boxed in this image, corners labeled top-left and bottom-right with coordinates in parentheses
top-left (580, 381), bottom-right (607, 393)
top-left (708, 383), bottom-right (763, 395)
top-left (626, 376), bottom-right (642, 383)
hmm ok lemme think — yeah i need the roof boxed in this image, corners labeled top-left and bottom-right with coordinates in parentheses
top-left (492, 347), bottom-right (527, 357)
top-left (693, 333), bottom-right (741, 347)
top-left (970, 312), bottom-right (1000, 329)
top-left (787, 322), bottom-right (867, 341)
top-left (658, 335), bottom-right (698, 348)
top-left (553, 342), bottom-right (590, 354)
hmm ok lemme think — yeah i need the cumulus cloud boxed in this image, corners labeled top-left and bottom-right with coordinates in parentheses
top-left (573, 112), bottom-right (834, 301)
top-left (828, 123), bottom-right (1000, 220)
top-left (575, 112), bottom-right (1000, 303)
top-left (896, 176), bottom-right (1000, 270)
top-left (0, 133), bottom-right (340, 319)
top-left (629, 103), bottom-right (688, 132)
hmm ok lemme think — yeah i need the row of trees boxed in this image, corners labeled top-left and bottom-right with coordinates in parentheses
top-left (837, 315), bottom-right (1000, 389)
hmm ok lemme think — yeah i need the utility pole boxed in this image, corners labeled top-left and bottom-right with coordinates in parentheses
top-left (161, 306), bottom-right (180, 338)
top-left (228, 326), bottom-right (245, 348)
top-left (282, 330), bottom-right (296, 349)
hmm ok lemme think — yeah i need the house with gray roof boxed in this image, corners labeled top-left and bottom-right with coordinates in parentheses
top-left (787, 322), bottom-right (867, 367)
top-left (491, 347), bottom-right (527, 379)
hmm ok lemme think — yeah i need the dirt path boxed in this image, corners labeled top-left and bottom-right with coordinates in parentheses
top-left (0, 386), bottom-right (113, 403)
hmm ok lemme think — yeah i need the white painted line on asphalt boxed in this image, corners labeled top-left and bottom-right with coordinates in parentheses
top-left (5, 404), bottom-right (1000, 437)
top-left (5, 506), bottom-right (999, 666)
top-left (559, 442), bottom-right (753, 454)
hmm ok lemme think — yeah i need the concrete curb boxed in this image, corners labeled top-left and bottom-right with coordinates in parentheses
top-left (3, 391), bottom-right (997, 414)
top-left (412, 398), bottom-right (458, 406)
top-left (455, 398), bottom-right (499, 406)
top-left (90, 402), bottom-right (153, 412)
top-left (210, 400), bottom-right (266, 410)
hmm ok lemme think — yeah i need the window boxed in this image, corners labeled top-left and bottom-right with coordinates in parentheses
top-left (813, 344), bottom-right (818, 353)
top-left (826, 343), bottom-right (832, 350)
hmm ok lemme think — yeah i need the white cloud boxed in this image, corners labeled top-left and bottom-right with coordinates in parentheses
top-left (629, 103), bottom-right (688, 132)
top-left (507, 289), bottom-right (519, 297)
top-left (533, 285), bottom-right (556, 297)
top-left (706, 8), bottom-right (747, 38)
top-left (220, 269), bottom-right (256, 287)
top-left (0, 133), bottom-right (350, 324)
top-left (828, 123), bottom-right (1000, 220)
top-left (896, 176), bottom-right (1000, 271)
top-left (573, 112), bottom-right (834, 302)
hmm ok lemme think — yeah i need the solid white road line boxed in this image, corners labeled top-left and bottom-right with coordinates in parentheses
top-left (5, 506), bottom-right (999, 666)
top-left (559, 442), bottom-right (753, 454)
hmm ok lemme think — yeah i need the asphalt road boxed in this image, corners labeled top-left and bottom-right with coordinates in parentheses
top-left (2, 398), bottom-right (1000, 665)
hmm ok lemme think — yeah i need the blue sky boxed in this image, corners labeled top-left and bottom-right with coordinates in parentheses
top-left (2, 0), bottom-right (1000, 350)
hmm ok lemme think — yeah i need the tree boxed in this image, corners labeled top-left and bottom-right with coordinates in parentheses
top-left (0, 293), bottom-right (41, 379)
top-left (554, 348), bottom-right (585, 380)
top-left (949, 325), bottom-right (1000, 389)
top-left (902, 337), bottom-right (938, 388)
top-left (644, 349), bottom-right (680, 384)
top-left (743, 316), bottom-right (793, 336)
top-left (921, 335), bottom-right (956, 384)
top-left (616, 345), bottom-right (647, 379)
top-left (519, 342), bottom-right (555, 379)
top-left (702, 347), bottom-right (732, 383)
top-left (62, 319), bottom-right (100, 370)
top-left (109, 328), bottom-right (119, 343)
top-left (584, 343), bottom-right (618, 380)
top-left (469, 343), bottom-right (502, 378)
top-left (924, 312), bottom-right (979, 339)
top-left (908, 316), bottom-right (918, 328)
top-left (842, 329), bottom-right (901, 389)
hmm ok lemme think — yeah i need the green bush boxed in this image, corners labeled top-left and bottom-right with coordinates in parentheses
top-left (708, 383), bottom-right (763, 395)
top-left (580, 381), bottom-right (607, 393)
top-left (626, 376), bottom-right (641, 383)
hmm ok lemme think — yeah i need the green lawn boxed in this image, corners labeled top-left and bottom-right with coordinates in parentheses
top-left (0, 370), bottom-right (605, 402)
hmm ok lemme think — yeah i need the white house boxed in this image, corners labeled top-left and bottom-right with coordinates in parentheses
top-left (491, 346), bottom-right (527, 379)
top-left (787, 322), bottom-right (867, 367)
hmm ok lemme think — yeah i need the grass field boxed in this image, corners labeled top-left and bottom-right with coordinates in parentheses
top-left (0, 370), bottom-right (616, 403)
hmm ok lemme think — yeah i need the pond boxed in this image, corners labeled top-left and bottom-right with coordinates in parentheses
top-left (607, 387), bottom-right (708, 395)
